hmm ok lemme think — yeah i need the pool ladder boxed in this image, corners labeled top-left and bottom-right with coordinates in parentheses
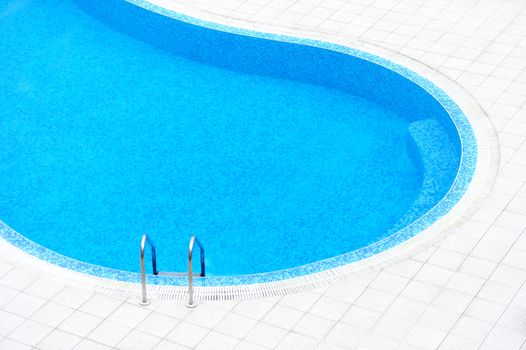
top-left (139, 233), bottom-right (205, 308)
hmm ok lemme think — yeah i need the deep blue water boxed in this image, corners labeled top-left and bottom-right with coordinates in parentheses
top-left (0, 0), bottom-right (458, 275)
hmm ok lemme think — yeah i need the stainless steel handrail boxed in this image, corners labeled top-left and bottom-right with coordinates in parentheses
top-left (139, 233), bottom-right (159, 306)
top-left (186, 235), bottom-right (205, 308)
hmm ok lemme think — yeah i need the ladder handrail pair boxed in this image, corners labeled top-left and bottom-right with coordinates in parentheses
top-left (139, 233), bottom-right (205, 307)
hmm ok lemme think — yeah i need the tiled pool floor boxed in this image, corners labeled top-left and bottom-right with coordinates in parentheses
top-left (1, 0), bottom-right (526, 349)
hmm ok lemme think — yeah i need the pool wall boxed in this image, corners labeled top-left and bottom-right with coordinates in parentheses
top-left (77, 0), bottom-right (460, 147)
top-left (0, 0), bottom-right (478, 287)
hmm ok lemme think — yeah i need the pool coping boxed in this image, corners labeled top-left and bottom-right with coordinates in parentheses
top-left (0, 0), bottom-right (499, 301)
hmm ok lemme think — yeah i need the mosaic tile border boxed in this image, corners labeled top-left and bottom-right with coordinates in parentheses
top-left (0, 0), bottom-right (481, 288)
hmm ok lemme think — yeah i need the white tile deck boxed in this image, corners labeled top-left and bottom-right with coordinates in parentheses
top-left (1, 0), bottom-right (526, 348)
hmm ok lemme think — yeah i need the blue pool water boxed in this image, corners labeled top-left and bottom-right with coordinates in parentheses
top-left (0, 0), bottom-right (466, 278)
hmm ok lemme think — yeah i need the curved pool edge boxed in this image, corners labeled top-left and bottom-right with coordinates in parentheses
top-left (0, 0), bottom-right (499, 300)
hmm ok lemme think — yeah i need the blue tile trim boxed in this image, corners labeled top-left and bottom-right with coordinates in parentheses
top-left (0, 0), bottom-right (478, 287)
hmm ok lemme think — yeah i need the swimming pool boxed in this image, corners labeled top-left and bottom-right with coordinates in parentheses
top-left (0, 0), bottom-right (477, 286)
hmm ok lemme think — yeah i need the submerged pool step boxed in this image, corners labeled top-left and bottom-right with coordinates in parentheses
top-left (157, 271), bottom-right (204, 278)
top-left (390, 118), bottom-right (459, 233)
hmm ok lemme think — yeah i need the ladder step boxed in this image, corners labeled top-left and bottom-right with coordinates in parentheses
top-left (158, 271), bottom-right (203, 277)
